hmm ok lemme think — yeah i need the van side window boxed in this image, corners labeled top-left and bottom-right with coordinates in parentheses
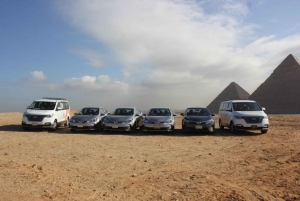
top-left (62, 102), bottom-right (69, 110)
top-left (56, 102), bottom-right (61, 110)
top-left (219, 103), bottom-right (224, 111)
top-left (227, 102), bottom-right (232, 111)
top-left (221, 102), bottom-right (227, 111)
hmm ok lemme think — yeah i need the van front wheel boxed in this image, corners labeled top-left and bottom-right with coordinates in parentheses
top-left (219, 120), bottom-right (224, 130)
top-left (51, 120), bottom-right (58, 131)
top-left (230, 122), bottom-right (236, 134)
top-left (64, 118), bottom-right (69, 127)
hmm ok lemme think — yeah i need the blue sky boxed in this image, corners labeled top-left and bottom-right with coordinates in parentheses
top-left (1, 0), bottom-right (300, 112)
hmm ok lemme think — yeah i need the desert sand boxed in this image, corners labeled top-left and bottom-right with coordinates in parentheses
top-left (0, 112), bottom-right (299, 201)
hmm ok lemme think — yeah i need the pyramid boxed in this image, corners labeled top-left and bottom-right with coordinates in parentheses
top-left (249, 54), bottom-right (300, 114)
top-left (207, 82), bottom-right (250, 113)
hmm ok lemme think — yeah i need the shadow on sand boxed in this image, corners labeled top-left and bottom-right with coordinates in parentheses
top-left (0, 125), bottom-right (263, 137)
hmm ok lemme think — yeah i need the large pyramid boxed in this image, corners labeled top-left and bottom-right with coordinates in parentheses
top-left (249, 54), bottom-right (300, 114)
top-left (207, 82), bottom-right (250, 113)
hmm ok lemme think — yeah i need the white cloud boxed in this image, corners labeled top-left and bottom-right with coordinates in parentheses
top-left (29, 71), bottom-right (47, 82)
top-left (63, 75), bottom-right (129, 94)
top-left (55, 0), bottom-right (300, 108)
top-left (73, 49), bottom-right (104, 68)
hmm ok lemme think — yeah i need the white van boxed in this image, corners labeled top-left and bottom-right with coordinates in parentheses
top-left (22, 97), bottom-right (70, 131)
top-left (218, 100), bottom-right (269, 134)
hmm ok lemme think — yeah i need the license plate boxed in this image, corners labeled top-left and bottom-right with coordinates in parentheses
top-left (251, 125), bottom-right (257, 129)
top-left (32, 123), bottom-right (37, 126)
top-left (153, 124), bottom-right (160, 129)
top-left (112, 125), bottom-right (118, 128)
top-left (195, 125), bottom-right (202, 129)
top-left (77, 125), bottom-right (83, 128)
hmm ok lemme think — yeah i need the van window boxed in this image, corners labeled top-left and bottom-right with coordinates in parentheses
top-left (220, 102), bottom-right (229, 111)
top-left (62, 102), bottom-right (70, 110)
top-left (227, 102), bottom-right (232, 111)
top-left (232, 102), bottom-right (262, 111)
top-left (219, 103), bottom-right (224, 111)
top-left (29, 101), bottom-right (56, 110)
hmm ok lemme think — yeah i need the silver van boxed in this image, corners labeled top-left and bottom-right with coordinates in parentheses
top-left (218, 100), bottom-right (269, 134)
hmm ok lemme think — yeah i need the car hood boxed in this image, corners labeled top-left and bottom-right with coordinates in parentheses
top-left (71, 115), bottom-right (98, 121)
top-left (184, 116), bottom-right (212, 121)
top-left (234, 111), bottom-right (266, 116)
top-left (145, 116), bottom-right (173, 122)
top-left (106, 115), bottom-right (133, 122)
top-left (24, 109), bottom-right (54, 115)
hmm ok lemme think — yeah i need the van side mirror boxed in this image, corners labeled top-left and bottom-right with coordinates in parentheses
top-left (262, 107), bottom-right (266, 111)
top-left (57, 107), bottom-right (62, 111)
top-left (180, 113), bottom-right (184, 116)
top-left (26, 106), bottom-right (29, 109)
top-left (211, 113), bottom-right (215, 116)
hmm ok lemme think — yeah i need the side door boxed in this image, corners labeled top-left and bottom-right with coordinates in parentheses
top-left (223, 102), bottom-right (232, 126)
top-left (64, 102), bottom-right (70, 122)
top-left (219, 102), bottom-right (225, 124)
top-left (56, 102), bottom-right (65, 123)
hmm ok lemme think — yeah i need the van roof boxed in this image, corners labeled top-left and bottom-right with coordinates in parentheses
top-left (34, 97), bottom-right (68, 102)
top-left (224, 100), bottom-right (256, 103)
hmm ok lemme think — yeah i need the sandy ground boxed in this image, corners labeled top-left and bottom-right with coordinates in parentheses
top-left (0, 112), bottom-right (299, 201)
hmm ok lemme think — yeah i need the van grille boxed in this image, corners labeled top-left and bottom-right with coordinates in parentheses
top-left (26, 115), bottom-right (46, 122)
top-left (242, 116), bottom-right (263, 124)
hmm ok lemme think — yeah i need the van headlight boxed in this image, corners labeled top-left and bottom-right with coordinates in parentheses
top-left (234, 116), bottom-right (242, 119)
top-left (45, 114), bottom-right (54, 118)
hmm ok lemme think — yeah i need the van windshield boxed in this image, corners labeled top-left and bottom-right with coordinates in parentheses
top-left (233, 102), bottom-right (262, 111)
top-left (28, 101), bottom-right (56, 110)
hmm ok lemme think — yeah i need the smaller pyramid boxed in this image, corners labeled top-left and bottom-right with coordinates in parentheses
top-left (249, 54), bottom-right (300, 114)
top-left (207, 82), bottom-right (250, 113)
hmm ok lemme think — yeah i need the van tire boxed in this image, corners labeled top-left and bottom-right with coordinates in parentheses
top-left (261, 130), bottom-right (268, 134)
top-left (64, 117), bottom-right (69, 127)
top-left (51, 120), bottom-right (58, 131)
top-left (230, 122), bottom-right (236, 134)
top-left (219, 120), bottom-right (224, 130)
